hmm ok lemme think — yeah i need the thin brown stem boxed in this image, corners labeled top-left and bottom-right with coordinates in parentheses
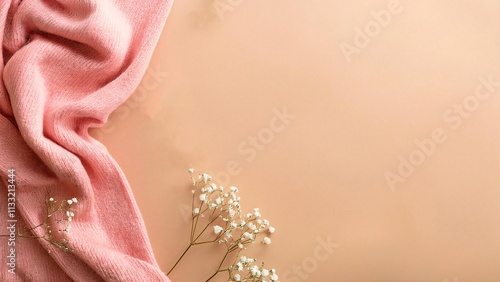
top-left (193, 240), bottom-right (217, 245)
top-left (206, 250), bottom-right (230, 281)
top-left (193, 214), bottom-right (220, 242)
top-left (166, 243), bottom-right (193, 275)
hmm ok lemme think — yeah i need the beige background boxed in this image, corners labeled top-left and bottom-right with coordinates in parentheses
top-left (90, 0), bottom-right (500, 281)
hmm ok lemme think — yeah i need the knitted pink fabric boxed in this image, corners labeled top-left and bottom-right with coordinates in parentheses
top-left (0, 0), bottom-right (173, 281)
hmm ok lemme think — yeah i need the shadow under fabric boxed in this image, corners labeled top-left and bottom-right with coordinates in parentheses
top-left (0, 0), bottom-right (173, 281)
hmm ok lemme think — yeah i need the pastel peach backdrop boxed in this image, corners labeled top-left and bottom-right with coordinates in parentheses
top-left (90, 0), bottom-right (500, 281)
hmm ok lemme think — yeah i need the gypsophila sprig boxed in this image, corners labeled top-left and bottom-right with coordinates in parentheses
top-left (166, 168), bottom-right (279, 282)
top-left (229, 257), bottom-right (279, 282)
top-left (0, 192), bottom-right (78, 253)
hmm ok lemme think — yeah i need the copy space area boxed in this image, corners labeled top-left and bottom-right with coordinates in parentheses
top-left (92, 0), bottom-right (500, 281)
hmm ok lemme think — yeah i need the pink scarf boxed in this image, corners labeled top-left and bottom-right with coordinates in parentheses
top-left (0, 0), bottom-right (173, 280)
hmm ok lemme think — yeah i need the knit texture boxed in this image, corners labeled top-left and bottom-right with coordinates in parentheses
top-left (0, 0), bottom-right (173, 281)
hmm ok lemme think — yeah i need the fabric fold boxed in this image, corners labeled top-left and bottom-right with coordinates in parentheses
top-left (0, 0), bottom-right (173, 280)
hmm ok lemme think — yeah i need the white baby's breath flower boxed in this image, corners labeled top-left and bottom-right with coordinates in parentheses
top-left (263, 237), bottom-right (271, 245)
top-left (233, 274), bottom-right (241, 281)
top-left (67, 200), bottom-right (73, 205)
top-left (229, 208), bottom-right (237, 218)
top-left (215, 197), bottom-right (223, 205)
top-left (188, 168), bottom-right (194, 174)
top-left (71, 198), bottom-right (77, 203)
top-left (250, 265), bottom-right (260, 277)
top-left (247, 222), bottom-right (257, 231)
top-left (262, 269), bottom-right (270, 277)
top-left (201, 173), bottom-right (212, 183)
top-left (243, 232), bottom-right (254, 240)
top-left (199, 194), bottom-right (207, 201)
top-left (268, 226), bottom-right (275, 234)
top-left (214, 225), bottom-right (224, 235)
top-left (238, 243), bottom-right (244, 249)
top-left (49, 198), bottom-right (54, 202)
top-left (193, 208), bottom-right (200, 215)
top-left (269, 269), bottom-right (279, 281)
top-left (254, 208), bottom-right (261, 218)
